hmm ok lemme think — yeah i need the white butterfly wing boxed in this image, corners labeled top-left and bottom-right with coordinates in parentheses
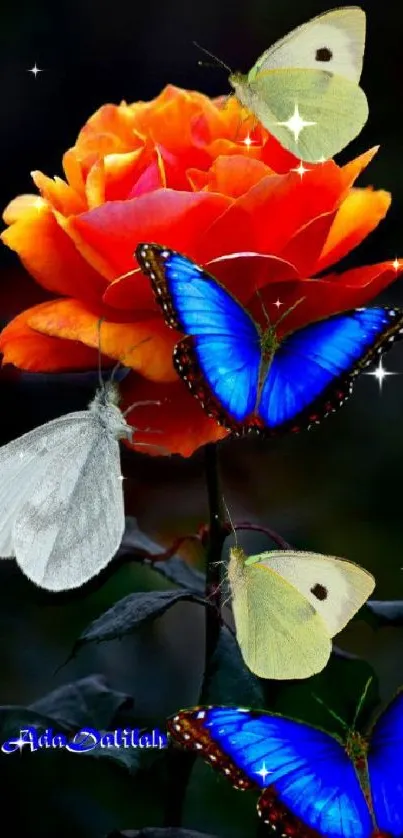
top-left (228, 548), bottom-right (332, 680)
top-left (0, 413), bottom-right (91, 558)
top-left (255, 550), bottom-right (375, 636)
top-left (11, 416), bottom-right (125, 591)
top-left (251, 7), bottom-right (366, 82)
top-left (243, 68), bottom-right (368, 161)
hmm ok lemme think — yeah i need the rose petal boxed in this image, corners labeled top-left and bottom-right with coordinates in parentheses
top-left (120, 374), bottom-right (228, 457)
top-left (25, 298), bottom-right (179, 382)
top-left (31, 171), bottom-right (86, 215)
top-left (207, 253), bottom-right (299, 303)
top-left (1, 203), bottom-right (108, 304)
top-left (280, 212), bottom-right (338, 278)
top-left (199, 162), bottom-right (355, 262)
top-left (0, 304), bottom-right (101, 371)
top-left (68, 190), bottom-right (232, 311)
top-left (323, 261), bottom-right (403, 291)
top-left (248, 267), bottom-right (403, 337)
top-left (189, 155), bottom-right (273, 199)
top-left (317, 188), bottom-right (391, 273)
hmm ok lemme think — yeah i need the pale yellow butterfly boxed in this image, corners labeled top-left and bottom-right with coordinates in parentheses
top-left (229, 6), bottom-right (368, 162)
top-left (227, 544), bottom-right (375, 679)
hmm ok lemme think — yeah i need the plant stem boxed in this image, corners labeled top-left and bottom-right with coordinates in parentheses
top-left (163, 442), bottom-right (227, 827)
top-left (200, 442), bottom-right (227, 689)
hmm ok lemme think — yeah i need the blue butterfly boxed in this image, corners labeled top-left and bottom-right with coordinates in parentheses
top-left (167, 698), bottom-right (403, 838)
top-left (135, 243), bottom-right (403, 436)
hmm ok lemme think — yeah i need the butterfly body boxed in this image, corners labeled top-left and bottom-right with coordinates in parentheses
top-left (228, 7), bottom-right (368, 161)
top-left (168, 698), bottom-right (403, 838)
top-left (0, 381), bottom-right (133, 591)
top-left (136, 244), bottom-right (403, 439)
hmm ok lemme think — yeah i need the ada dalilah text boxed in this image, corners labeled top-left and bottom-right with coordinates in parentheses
top-left (1, 726), bottom-right (168, 754)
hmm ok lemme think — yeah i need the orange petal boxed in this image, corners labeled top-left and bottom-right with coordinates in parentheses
top-left (199, 163), bottom-right (350, 262)
top-left (2, 202), bottom-right (108, 305)
top-left (0, 304), bottom-right (101, 371)
top-left (31, 170), bottom-right (86, 215)
top-left (3, 194), bottom-right (47, 224)
top-left (120, 374), bottom-right (228, 457)
top-left (85, 159), bottom-right (106, 209)
top-left (25, 298), bottom-right (179, 382)
top-left (316, 188), bottom-right (391, 273)
top-left (340, 147), bottom-right (379, 191)
top-left (191, 155), bottom-right (273, 199)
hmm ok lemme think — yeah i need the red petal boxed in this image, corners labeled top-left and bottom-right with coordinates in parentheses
top-left (120, 374), bottom-right (228, 457)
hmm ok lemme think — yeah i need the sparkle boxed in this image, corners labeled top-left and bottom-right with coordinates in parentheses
top-left (274, 299), bottom-right (283, 309)
top-left (392, 257), bottom-right (401, 272)
top-left (3, 736), bottom-right (28, 753)
top-left (28, 63), bottom-right (43, 78)
top-left (291, 160), bottom-right (309, 179)
top-left (242, 132), bottom-right (254, 148)
top-left (276, 104), bottom-right (316, 143)
top-left (364, 357), bottom-right (397, 392)
top-left (255, 762), bottom-right (271, 782)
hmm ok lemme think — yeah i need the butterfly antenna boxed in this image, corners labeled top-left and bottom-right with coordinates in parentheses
top-left (97, 317), bottom-right (106, 390)
top-left (275, 296), bottom-right (306, 327)
top-left (222, 495), bottom-right (238, 549)
top-left (352, 677), bottom-right (374, 729)
top-left (193, 41), bottom-right (232, 73)
top-left (312, 694), bottom-right (349, 732)
top-left (255, 287), bottom-right (271, 328)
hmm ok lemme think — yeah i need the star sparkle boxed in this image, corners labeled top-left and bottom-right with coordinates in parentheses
top-left (276, 104), bottom-right (316, 143)
top-left (274, 299), bottom-right (283, 309)
top-left (291, 160), bottom-right (309, 179)
top-left (28, 63), bottom-right (43, 78)
top-left (392, 257), bottom-right (401, 272)
top-left (255, 762), bottom-right (271, 782)
top-left (364, 358), bottom-right (397, 392)
top-left (242, 132), bottom-right (254, 148)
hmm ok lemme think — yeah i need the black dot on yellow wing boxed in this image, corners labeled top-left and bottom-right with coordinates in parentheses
top-left (311, 583), bottom-right (328, 601)
top-left (316, 46), bottom-right (333, 62)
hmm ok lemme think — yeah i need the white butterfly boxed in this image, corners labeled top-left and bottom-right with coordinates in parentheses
top-left (227, 546), bottom-right (375, 680)
top-left (0, 380), bottom-right (156, 592)
top-left (229, 6), bottom-right (368, 161)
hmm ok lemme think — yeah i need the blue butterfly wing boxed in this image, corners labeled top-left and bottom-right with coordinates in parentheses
top-left (259, 307), bottom-right (402, 429)
top-left (136, 244), bottom-right (261, 423)
top-left (367, 691), bottom-right (403, 836)
top-left (168, 707), bottom-right (373, 838)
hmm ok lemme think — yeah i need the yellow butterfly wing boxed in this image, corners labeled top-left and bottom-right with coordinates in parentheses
top-left (250, 7), bottom-right (366, 82)
top-left (227, 547), bottom-right (375, 680)
top-left (229, 7), bottom-right (367, 161)
top-left (230, 68), bottom-right (368, 162)
top-left (228, 548), bottom-right (332, 680)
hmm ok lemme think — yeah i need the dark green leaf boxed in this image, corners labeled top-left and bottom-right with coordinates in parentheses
top-left (0, 676), bottom-right (133, 746)
top-left (202, 626), bottom-right (265, 707)
top-left (363, 600), bottom-right (403, 627)
top-left (269, 655), bottom-right (379, 736)
top-left (151, 557), bottom-right (205, 595)
top-left (118, 516), bottom-right (166, 558)
top-left (118, 517), bottom-right (205, 594)
top-left (71, 590), bottom-right (207, 658)
top-left (30, 675), bottom-right (132, 728)
top-left (78, 730), bottom-right (166, 774)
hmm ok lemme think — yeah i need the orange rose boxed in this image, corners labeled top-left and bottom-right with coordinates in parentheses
top-left (0, 85), bottom-right (400, 456)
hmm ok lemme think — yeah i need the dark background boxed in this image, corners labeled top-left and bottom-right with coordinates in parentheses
top-left (1, 0), bottom-right (403, 835)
